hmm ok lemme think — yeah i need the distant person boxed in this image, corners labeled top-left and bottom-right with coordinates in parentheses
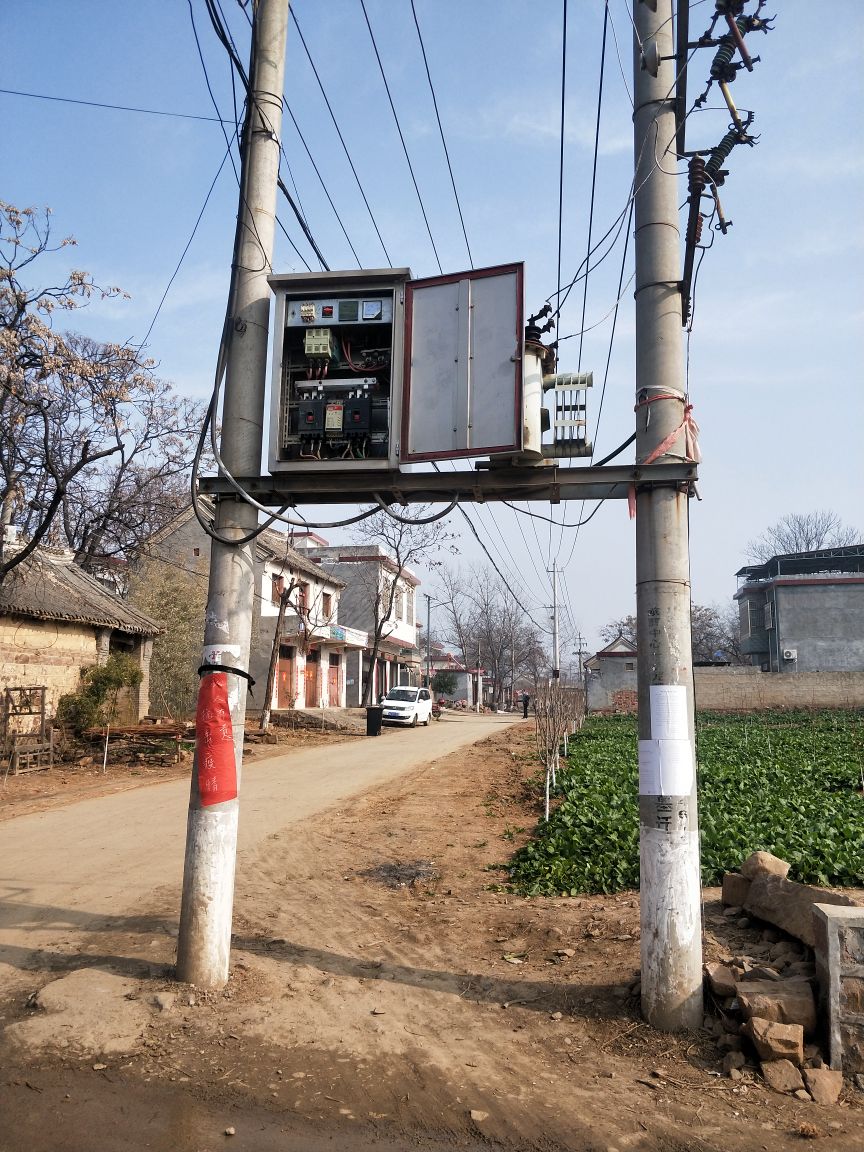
top-left (522, 692), bottom-right (530, 719)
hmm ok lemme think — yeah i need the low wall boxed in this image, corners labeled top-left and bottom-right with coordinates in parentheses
top-left (589, 666), bottom-right (864, 713)
top-left (694, 668), bottom-right (864, 711)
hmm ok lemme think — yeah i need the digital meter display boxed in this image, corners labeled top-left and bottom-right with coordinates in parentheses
top-left (361, 299), bottom-right (383, 321)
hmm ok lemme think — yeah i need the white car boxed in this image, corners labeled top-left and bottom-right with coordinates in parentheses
top-left (380, 686), bottom-right (433, 727)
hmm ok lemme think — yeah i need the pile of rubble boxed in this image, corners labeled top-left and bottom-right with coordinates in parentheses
top-left (704, 850), bottom-right (863, 1105)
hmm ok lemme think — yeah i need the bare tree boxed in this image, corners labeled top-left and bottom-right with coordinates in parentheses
top-left (599, 603), bottom-right (744, 664)
top-left (533, 681), bottom-right (585, 820)
top-left (745, 511), bottom-right (861, 564)
top-left (352, 507), bottom-right (454, 707)
top-left (598, 614), bottom-right (638, 647)
top-left (0, 202), bottom-right (204, 581)
top-left (434, 563), bottom-right (549, 706)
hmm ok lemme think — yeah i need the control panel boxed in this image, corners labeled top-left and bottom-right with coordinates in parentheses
top-left (268, 269), bottom-right (409, 471)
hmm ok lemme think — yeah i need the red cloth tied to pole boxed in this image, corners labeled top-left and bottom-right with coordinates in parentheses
top-left (195, 672), bottom-right (237, 807)
top-left (640, 402), bottom-right (701, 466)
top-left (629, 398), bottom-right (701, 519)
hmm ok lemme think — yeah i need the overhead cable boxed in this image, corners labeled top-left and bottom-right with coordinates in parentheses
top-left (291, 9), bottom-right (391, 266)
top-left (409, 0), bottom-right (473, 268)
top-left (0, 86), bottom-right (231, 123)
top-left (137, 140), bottom-right (236, 351)
top-left (359, 0), bottom-right (443, 275)
top-left (554, 0), bottom-right (569, 348)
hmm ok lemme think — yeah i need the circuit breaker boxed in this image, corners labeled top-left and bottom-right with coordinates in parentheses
top-left (268, 268), bottom-right (410, 471)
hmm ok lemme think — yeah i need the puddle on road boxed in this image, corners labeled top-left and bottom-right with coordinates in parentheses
top-left (357, 860), bottom-right (438, 889)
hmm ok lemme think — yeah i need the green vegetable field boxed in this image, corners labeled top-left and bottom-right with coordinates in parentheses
top-left (508, 711), bottom-right (864, 896)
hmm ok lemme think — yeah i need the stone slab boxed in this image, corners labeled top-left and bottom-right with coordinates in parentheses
top-left (740, 852), bottom-right (790, 880)
top-left (744, 874), bottom-right (859, 948)
top-left (736, 979), bottom-right (817, 1037)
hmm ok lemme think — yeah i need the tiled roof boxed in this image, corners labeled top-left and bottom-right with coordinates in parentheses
top-left (0, 550), bottom-right (161, 635)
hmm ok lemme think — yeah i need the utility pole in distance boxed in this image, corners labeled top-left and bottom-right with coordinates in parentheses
top-left (424, 593), bottom-right (432, 687)
top-left (176, 0), bottom-right (289, 989)
top-left (632, 0), bottom-right (703, 1030)
top-left (549, 560), bottom-right (560, 680)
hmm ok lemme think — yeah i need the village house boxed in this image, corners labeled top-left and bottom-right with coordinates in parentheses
top-left (0, 545), bottom-right (160, 723)
top-left (291, 536), bottom-right (422, 705)
top-left (583, 634), bottom-right (638, 712)
top-left (145, 505), bottom-right (359, 712)
top-left (735, 545), bottom-right (864, 673)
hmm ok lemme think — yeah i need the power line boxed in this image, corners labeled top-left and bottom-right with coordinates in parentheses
top-left (454, 503), bottom-right (554, 637)
top-left (359, 0), bottom-right (443, 275)
top-left (554, 0), bottom-right (568, 333)
top-left (475, 504), bottom-right (542, 606)
top-left (574, 3), bottom-right (608, 376)
top-left (282, 102), bottom-right (362, 268)
top-left (554, 3), bottom-right (610, 563)
top-left (137, 140), bottom-right (236, 351)
top-left (558, 197), bottom-right (634, 573)
top-left (290, 9), bottom-right (391, 267)
top-left (0, 86), bottom-right (230, 123)
top-left (409, 0), bottom-right (473, 269)
top-left (429, 465), bottom-right (550, 634)
top-left (196, 0), bottom-right (333, 270)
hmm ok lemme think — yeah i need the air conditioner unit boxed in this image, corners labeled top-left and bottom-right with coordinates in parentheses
top-left (782, 648), bottom-right (797, 661)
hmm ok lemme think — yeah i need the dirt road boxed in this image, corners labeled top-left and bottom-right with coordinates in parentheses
top-left (1, 716), bottom-right (861, 1152)
top-left (0, 711), bottom-right (519, 969)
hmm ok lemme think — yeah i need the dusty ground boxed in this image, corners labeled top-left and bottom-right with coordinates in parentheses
top-left (1, 722), bottom-right (862, 1151)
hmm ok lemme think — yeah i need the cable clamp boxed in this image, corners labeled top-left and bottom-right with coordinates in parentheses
top-left (197, 663), bottom-right (256, 697)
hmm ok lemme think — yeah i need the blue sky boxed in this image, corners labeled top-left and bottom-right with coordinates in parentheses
top-left (3, 1), bottom-right (862, 654)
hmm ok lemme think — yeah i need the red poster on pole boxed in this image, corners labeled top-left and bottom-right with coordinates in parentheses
top-left (195, 672), bottom-right (237, 807)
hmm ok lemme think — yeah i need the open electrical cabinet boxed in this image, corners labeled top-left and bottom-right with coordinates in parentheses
top-left (267, 263), bottom-right (524, 472)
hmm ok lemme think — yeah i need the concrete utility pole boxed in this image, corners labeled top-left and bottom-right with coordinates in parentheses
top-left (549, 560), bottom-right (560, 679)
top-left (425, 593), bottom-right (432, 687)
top-left (632, 0), bottom-right (703, 1030)
top-left (176, 0), bottom-right (289, 989)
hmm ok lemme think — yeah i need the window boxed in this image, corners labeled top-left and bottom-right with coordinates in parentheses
top-left (271, 575), bottom-right (285, 605)
top-left (624, 662), bottom-right (634, 671)
top-left (298, 582), bottom-right (309, 610)
top-left (322, 592), bottom-right (332, 618)
top-left (394, 585), bottom-right (405, 620)
top-left (406, 587), bottom-right (415, 626)
top-left (747, 600), bottom-right (765, 634)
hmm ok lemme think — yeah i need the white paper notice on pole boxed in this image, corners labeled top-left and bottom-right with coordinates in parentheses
top-left (649, 684), bottom-right (688, 740)
top-left (639, 738), bottom-right (694, 796)
top-left (638, 740), bottom-right (661, 794)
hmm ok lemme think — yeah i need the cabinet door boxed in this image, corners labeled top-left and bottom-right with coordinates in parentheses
top-left (401, 263), bottom-right (523, 462)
